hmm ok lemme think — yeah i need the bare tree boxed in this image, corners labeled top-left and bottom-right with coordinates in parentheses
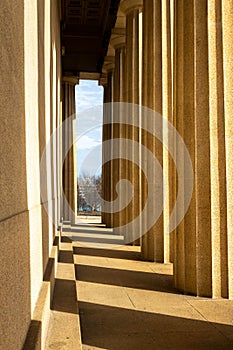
top-left (77, 172), bottom-right (102, 211)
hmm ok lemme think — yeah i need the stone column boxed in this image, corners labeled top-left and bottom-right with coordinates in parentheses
top-left (120, 0), bottom-right (143, 244)
top-left (111, 35), bottom-right (127, 228)
top-left (101, 77), bottom-right (107, 225)
top-left (102, 67), bottom-right (114, 227)
top-left (194, 0), bottom-right (212, 297)
top-left (208, 0), bottom-right (228, 298)
top-left (62, 77), bottom-right (78, 224)
top-left (141, 0), bottom-right (164, 261)
top-left (173, 0), bottom-right (185, 290)
top-left (174, 0), bottom-right (227, 297)
top-left (222, 0), bottom-right (233, 299)
top-left (173, 0), bottom-right (197, 294)
top-left (162, 0), bottom-right (173, 263)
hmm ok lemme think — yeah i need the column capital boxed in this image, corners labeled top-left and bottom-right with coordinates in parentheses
top-left (102, 56), bottom-right (115, 73)
top-left (120, 0), bottom-right (143, 15)
top-left (102, 63), bottom-right (115, 73)
top-left (110, 35), bottom-right (126, 49)
top-left (99, 73), bottom-right (108, 86)
top-left (62, 76), bottom-right (79, 85)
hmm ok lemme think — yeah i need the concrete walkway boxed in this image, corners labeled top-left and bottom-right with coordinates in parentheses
top-left (72, 223), bottom-right (233, 350)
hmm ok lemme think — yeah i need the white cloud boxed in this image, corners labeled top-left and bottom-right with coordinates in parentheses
top-left (77, 147), bottom-right (102, 177)
top-left (77, 134), bottom-right (101, 150)
top-left (75, 80), bottom-right (103, 113)
top-left (75, 80), bottom-right (103, 176)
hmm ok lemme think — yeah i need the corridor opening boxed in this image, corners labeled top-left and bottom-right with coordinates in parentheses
top-left (75, 80), bottom-right (103, 217)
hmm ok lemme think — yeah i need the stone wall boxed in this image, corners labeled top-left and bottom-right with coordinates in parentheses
top-left (0, 0), bottom-right (62, 348)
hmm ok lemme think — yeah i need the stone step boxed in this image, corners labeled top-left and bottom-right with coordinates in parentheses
top-left (45, 239), bottom-right (82, 350)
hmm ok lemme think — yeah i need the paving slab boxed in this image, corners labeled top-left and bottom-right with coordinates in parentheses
top-left (73, 223), bottom-right (233, 350)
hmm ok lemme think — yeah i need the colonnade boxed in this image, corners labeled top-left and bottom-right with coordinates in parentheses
top-left (0, 0), bottom-right (233, 348)
top-left (101, 0), bottom-right (233, 298)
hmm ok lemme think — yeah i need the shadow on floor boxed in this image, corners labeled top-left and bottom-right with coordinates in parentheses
top-left (71, 236), bottom-right (125, 244)
top-left (61, 236), bottom-right (72, 243)
top-left (75, 264), bottom-right (177, 294)
top-left (72, 223), bottom-right (106, 228)
top-left (52, 278), bottom-right (78, 315)
top-left (63, 228), bottom-right (116, 235)
top-left (79, 301), bottom-right (233, 350)
top-left (59, 250), bottom-right (74, 264)
top-left (73, 246), bottom-right (141, 261)
top-left (70, 226), bottom-right (233, 349)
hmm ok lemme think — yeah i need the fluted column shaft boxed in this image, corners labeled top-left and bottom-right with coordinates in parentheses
top-left (112, 37), bottom-right (127, 228)
top-left (222, 0), bottom-right (233, 299)
top-left (173, 0), bottom-right (197, 294)
top-left (173, 0), bottom-right (233, 298)
top-left (101, 83), bottom-right (108, 225)
top-left (194, 0), bottom-right (212, 297)
top-left (102, 70), bottom-right (114, 227)
top-left (174, 0), bottom-right (212, 296)
top-left (141, 0), bottom-right (164, 261)
top-left (62, 80), bottom-right (77, 224)
top-left (162, 0), bottom-right (173, 263)
top-left (208, 0), bottom-right (228, 298)
top-left (173, 0), bottom-right (185, 290)
top-left (121, 0), bottom-right (142, 244)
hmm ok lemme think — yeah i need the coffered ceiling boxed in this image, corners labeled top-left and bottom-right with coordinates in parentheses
top-left (61, 0), bottom-right (120, 75)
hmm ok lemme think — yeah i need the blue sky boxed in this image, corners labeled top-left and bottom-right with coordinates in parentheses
top-left (75, 80), bottom-right (103, 177)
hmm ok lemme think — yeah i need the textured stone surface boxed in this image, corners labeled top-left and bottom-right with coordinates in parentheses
top-left (208, 0), bottom-right (228, 298)
top-left (73, 224), bottom-right (233, 350)
top-left (62, 83), bottom-right (77, 225)
top-left (29, 205), bottom-right (43, 314)
top-left (222, 0), bottom-right (233, 299)
top-left (162, 0), bottom-right (173, 263)
top-left (112, 37), bottom-right (127, 229)
top-left (0, 212), bottom-right (31, 350)
top-left (0, 0), bottom-right (62, 348)
top-left (0, 0), bottom-right (27, 220)
top-left (102, 70), bottom-right (114, 228)
top-left (172, 0), bottom-right (233, 298)
top-left (141, 0), bottom-right (164, 262)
